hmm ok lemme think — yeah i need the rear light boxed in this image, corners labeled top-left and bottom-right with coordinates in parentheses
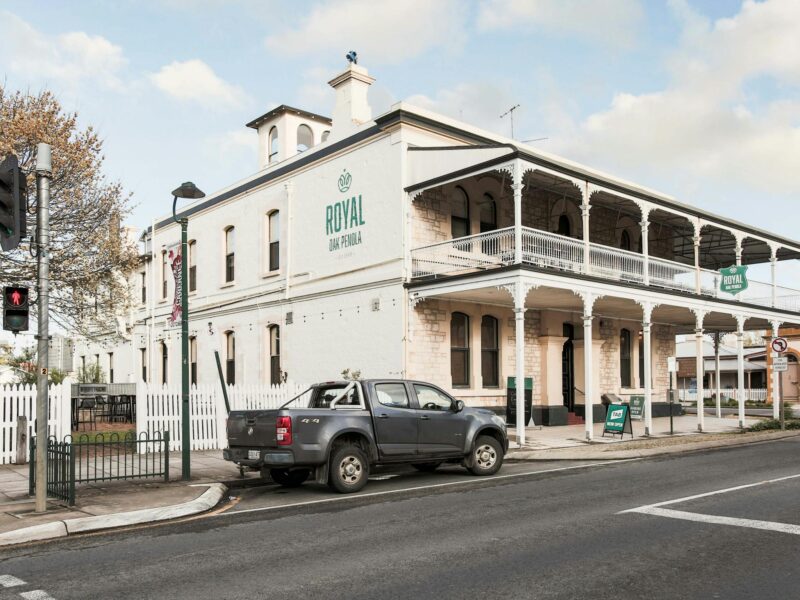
top-left (276, 416), bottom-right (292, 445)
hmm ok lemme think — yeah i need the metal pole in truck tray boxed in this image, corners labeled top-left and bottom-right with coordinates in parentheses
top-left (214, 350), bottom-right (231, 414)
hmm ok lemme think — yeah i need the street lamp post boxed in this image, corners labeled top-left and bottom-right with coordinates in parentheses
top-left (171, 182), bottom-right (205, 481)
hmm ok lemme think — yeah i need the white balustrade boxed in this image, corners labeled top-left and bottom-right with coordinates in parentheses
top-left (521, 228), bottom-right (584, 272)
top-left (590, 244), bottom-right (644, 283)
top-left (411, 227), bottom-right (514, 278)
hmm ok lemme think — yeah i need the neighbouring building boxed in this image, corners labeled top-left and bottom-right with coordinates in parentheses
top-left (675, 338), bottom-right (766, 399)
top-left (72, 60), bottom-right (800, 440)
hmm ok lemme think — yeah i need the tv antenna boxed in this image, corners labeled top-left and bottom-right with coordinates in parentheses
top-left (500, 104), bottom-right (520, 139)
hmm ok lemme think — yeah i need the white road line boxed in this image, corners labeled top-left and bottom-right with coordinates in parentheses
top-left (619, 472), bottom-right (800, 513)
top-left (20, 591), bottom-right (56, 600)
top-left (627, 506), bottom-right (800, 536)
top-left (227, 460), bottom-right (637, 517)
top-left (0, 575), bottom-right (25, 588)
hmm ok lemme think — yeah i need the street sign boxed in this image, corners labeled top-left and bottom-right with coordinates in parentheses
top-left (629, 395), bottom-right (645, 420)
top-left (773, 357), bottom-right (789, 372)
top-left (771, 337), bottom-right (788, 353)
top-left (602, 403), bottom-right (633, 438)
top-left (667, 356), bottom-right (678, 373)
top-left (719, 265), bottom-right (749, 295)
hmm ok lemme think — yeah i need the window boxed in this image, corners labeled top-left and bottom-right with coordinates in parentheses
top-left (451, 312), bottom-right (470, 387)
top-left (268, 126), bottom-right (279, 164)
top-left (557, 215), bottom-right (571, 237)
top-left (225, 331), bottom-right (235, 385)
top-left (638, 331), bottom-right (645, 388)
top-left (451, 186), bottom-right (470, 239)
top-left (160, 342), bottom-right (168, 385)
top-left (140, 272), bottom-right (146, 304)
top-left (140, 348), bottom-right (147, 382)
top-left (268, 211), bottom-right (280, 272)
top-left (269, 325), bottom-right (281, 384)
top-left (190, 336), bottom-right (197, 386)
top-left (161, 250), bottom-right (168, 298)
top-left (224, 227), bottom-right (235, 283)
top-left (620, 328), bottom-right (632, 388)
top-left (80, 356), bottom-right (86, 371)
top-left (620, 230), bottom-right (632, 251)
top-left (479, 194), bottom-right (497, 233)
top-left (321, 130), bottom-right (330, 142)
top-left (188, 240), bottom-right (197, 292)
top-left (414, 384), bottom-right (453, 411)
top-left (296, 124), bottom-right (313, 152)
top-left (375, 383), bottom-right (410, 408)
top-left (108, 352), bottom-right (114, 384)
top-left (481, 315), bottom-right (499, 388)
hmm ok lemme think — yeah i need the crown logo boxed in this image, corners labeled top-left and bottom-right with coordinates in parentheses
top-left (338, 170), bottom-right (352, 193)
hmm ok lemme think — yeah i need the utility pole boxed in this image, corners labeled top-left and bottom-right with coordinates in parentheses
top-left (500, 104), bottom-right (520, 140)
top-left (34, 143), bottom-right (51, 513)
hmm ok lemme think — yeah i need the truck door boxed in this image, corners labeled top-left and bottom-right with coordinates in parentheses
top-left (370, 382), bottom-right (418, 458)
top-left (412, 383), bottom-right (467, 456)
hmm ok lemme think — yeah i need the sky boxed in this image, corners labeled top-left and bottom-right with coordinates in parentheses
top-left (1, 0), bottom-right (798, 269)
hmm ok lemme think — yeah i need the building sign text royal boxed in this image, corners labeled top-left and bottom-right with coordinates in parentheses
top-left (719, 265), bottom-right (749, 295)
top-left (326, 169), bottom-right (365, 252)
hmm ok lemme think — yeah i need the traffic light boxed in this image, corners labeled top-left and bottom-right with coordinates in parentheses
top-left (0, 155), bottom-right (27, 252)
top-left (3, 286), bottom-right (29, 333)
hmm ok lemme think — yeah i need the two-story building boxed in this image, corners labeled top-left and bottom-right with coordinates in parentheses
top-left (73, 60), bottom-right (800, 443)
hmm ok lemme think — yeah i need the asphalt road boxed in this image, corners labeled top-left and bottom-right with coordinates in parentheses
top-left (2, 438), bottom-right (800, 599)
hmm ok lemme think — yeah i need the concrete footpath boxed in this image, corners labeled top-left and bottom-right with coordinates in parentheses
top-left (0, 414), bottom-right (796, 548)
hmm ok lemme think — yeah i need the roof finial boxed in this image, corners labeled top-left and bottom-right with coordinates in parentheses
top-left (345, 50), bottom-right (358, 65)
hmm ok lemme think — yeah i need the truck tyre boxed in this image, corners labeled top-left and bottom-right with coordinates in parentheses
top-left (412, 462), bottom-right (442, 472)
top-left (329, 445), bottom-right (370, 493)
top-left (270, 468), bottom-right (310, 487)
top-left (468, 435), bottom-right (503, 476)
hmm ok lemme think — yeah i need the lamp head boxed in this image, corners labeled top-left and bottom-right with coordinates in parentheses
top-left (171, 181), bottom-right (205, 200)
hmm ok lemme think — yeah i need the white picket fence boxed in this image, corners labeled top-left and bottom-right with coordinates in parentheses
top-left (0, 382), bottom-right (72, 464)
top-left (136, 382), bottom-right (308, 451)
top-left (678, 388), bottom-right (769, 402)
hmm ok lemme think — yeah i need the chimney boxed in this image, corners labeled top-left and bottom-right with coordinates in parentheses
top-left (328, 63), bottom-right (375, 140)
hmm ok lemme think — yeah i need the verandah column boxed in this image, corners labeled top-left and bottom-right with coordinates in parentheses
top-left (771, 320), bottom-right (782, 420)
top-left (510, 278), bottom-right (533, 445)
top-left (581, 292), bottom-right (597, 441)
top-left (513, 160), bottom-right (523, 265)
top-left (714, 332), bottom-right (722, 418)
top-left (769, 245), bottom-right (779, 309)
top-left (641, 302), bottom-right (655, 436)
top-left (693, 223), bottom-right (702, 295)
top-left (581, 182), bottom-right (591, 275)
top-left (641, 218), bottom-right (650, 286)
top-left (693, 310), bottom-right (706, 432)
top-left (735, 315), bottom-right (746, 429)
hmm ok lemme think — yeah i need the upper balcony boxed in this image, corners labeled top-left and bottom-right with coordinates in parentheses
top-left (405, 145), bottom-right (800, 315)
top-left (411, 226), bottom-right (800, 313)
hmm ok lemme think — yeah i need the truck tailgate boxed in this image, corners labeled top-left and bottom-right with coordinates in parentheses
top-left (227, 410), bottom-right (278, 447)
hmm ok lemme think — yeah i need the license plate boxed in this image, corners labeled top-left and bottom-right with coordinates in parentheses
top-left (248, 450), bottom-right (260, 460)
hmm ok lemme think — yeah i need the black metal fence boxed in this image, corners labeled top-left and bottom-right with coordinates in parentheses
top-left (29, 431), bottom-right (170, 506)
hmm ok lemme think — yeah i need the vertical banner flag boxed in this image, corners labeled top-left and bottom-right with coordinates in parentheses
top-left (168, 243), bottom-right (182, 325)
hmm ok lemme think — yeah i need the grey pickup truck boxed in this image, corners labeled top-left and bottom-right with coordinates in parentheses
top-left (223, 379), bottom-right (508, 493)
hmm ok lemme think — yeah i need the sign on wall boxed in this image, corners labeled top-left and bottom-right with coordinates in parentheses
top-left (325, 169), bottom-right (366, 253)
top-left (719, 265), bottom-right (749, 295)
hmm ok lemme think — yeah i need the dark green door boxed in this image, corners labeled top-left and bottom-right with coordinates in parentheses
top-left (562, 323), bottom-right (575, 411)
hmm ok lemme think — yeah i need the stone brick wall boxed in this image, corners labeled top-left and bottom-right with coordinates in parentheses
top-left (598, 318), bottom-right (619, 393)
top-left (503, 310), bottom-right (543, 405)
top-left (407, 299), bottom-right (449, 384)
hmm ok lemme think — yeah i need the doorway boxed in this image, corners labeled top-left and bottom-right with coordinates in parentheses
top-left (562, 323), bottom-right (575, 411)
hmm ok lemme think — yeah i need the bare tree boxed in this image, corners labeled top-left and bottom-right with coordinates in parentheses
top-left (0, 86), bottom-right (139, 337)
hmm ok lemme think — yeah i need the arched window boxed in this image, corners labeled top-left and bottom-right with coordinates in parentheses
top-left (557, 214), bottom-right (571, 237)
top-left (188, 240), bottom-right (197, 292)
top-left (225, 331), bottom-right (235, 385)
top-left (321, 130), bottom-right (330, 142)
top-left (161, 250), bottom-right (168, 298)
top-left (296, 124), bottom-right (313, 152)
top-left (620, 328), bottom-right (632, 388)
top-left (190, 336), bottom-right (197, 386)
top-left (268, 127), bottom-right (279, 164)
top-left (268, 211), bottom-right (280, 272)
top-left (160, 341), bottom-right (168, 385)
top-left (269, 325), bottom-right (280, 384)
top-left (481, 315), bottom-right (499, 387)
top-left (638, 330), bottom-right (645, 387)
top-left (451, 186), bottom-right (470, 239)
top-left (451, 312), bottom-right (470, 387)
top-left (224, 226), bottom-right (235, 283)
top-left (479, 193), bottom-right (497, 233)
top-left (620, 230), bottom-right (632, 251)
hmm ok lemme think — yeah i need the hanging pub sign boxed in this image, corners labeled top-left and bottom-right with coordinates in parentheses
top-left (719, 265), bottom-right (749, 295)
top-left (168, 243), bottom-right (182, 325)
top-left (602, 403), bottom-right (633, 439)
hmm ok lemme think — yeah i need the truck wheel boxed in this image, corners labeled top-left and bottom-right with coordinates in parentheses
top-left (412, 462), bottom-right (442, 472)
top-left (468, 436), bottom-right (503, 476)
top-left (329, 445), bottom-right (370, 493)
top-left (270, 468), bottom-right (310, 487)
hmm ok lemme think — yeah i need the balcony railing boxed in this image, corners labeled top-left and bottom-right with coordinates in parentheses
top-left (410, 226), bottom-right (800, 312)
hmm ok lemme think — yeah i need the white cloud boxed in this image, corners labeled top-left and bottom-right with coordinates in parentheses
top-left (476, 0), bottom-right (644, 48)
top-left (0, 11), bottom-right (127, 89)
top-left (150, 60), bottom-right (251, 110)
top-left (264, 0), bottom-right (467, 64)
top-left (551, 0), bottom-right (800, 196)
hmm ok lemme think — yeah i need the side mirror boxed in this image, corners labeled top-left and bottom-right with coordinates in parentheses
top-left (453, 400), bottom-right (465, 413)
